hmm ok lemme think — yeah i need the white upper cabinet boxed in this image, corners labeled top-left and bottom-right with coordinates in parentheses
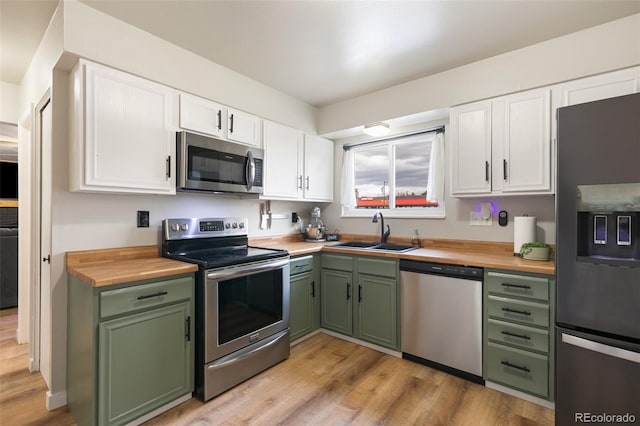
top-left (303, 134), bottom-right (334, 201)
top-left (450, 100), bottom-right (492, 196)
top-left (263, 121), bottom-right (303, 199)
top-left (69, 60), bottom-right (176, 195)
top-left (179, 93), bottom-right (225, 138)
top-left (227, 108), bottom-right (262, 147)
top-left (558, 67), bottom-right (640, 107)
top-left (178, 95), bottom-right (262, 147)
top-left (262, 121), bottom-right (334, 202)
top-left (500, 89), bottom-right (551, 193)
top-left (450, 88), bottom-right (552, 197)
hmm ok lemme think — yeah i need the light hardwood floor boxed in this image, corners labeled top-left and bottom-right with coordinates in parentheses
top-left (1, 308), bottom-right (553, 425)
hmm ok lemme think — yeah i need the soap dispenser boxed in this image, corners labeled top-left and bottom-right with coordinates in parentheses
top-left (411, 229), bottom-right (420, 247)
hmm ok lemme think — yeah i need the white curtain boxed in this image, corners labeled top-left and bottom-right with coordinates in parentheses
top-left (341, 149), bottom-right (356, 208)
top-left (426, 132), bottom-right (445, 203)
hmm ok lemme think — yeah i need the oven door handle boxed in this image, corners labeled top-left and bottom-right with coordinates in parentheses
top-left (208, 330), bottom-right (288, 370)
top-left (206, 257), bottom-right (289, 281)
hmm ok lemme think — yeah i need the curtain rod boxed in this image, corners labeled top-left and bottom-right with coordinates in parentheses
top-left (343, 125), bottom-right (444, 151)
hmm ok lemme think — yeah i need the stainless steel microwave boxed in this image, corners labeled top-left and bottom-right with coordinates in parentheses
top-left (176, 131), bottom-right (264, 195)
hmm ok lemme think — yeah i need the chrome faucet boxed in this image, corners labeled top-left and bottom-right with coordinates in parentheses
top-left (372, 211), bottom-right (390, 244)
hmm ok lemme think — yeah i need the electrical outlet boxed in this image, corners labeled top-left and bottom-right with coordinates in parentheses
top-left (137, 210), bottom-right (149, 228)
top-left (292, 212), bottom-right (299, 223)
top-left (470, 211), bottom-right (492, 226)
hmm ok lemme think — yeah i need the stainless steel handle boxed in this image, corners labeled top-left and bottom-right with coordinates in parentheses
top-left (207, 257), bottom-right (289, 281)
top-left (562, 333), bottom-right (640, 364)
top-left (297, 175), bottom-right (303, 190)
top-left (305, 176), bottom-right (310, 190)
top-left (207, 330), bottom-right (288, 369)
top-left (246, 151), bottom-right (256, 191)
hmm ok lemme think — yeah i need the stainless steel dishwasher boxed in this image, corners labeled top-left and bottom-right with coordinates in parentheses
top-left (400, 259), bottom-right (484, 383)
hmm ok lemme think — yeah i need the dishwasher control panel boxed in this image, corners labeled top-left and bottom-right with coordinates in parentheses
top-left (399, 259), bottom-right (483, 279)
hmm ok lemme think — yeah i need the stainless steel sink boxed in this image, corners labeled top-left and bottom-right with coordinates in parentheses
top-left (330, 241), bottom-right (379, 248)
top-left (369, 243), bottom-right (416, 252)
top-left (330, 241), bottom-right (417, 253)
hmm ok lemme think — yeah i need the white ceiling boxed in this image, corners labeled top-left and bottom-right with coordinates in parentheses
top-left (2, 0), bottom-right (639, 108)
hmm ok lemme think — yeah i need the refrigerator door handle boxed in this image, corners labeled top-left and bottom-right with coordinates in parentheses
top-left (562, 333), bottom-right (640, 364)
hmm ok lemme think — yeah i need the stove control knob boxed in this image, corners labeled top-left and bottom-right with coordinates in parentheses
top-left (238, 222), bottom-right (245, 229)
top-left (171, 223), bottom-right (180, 232)
top-left (232, 222), bottom-right (238, 229)
top-left (180, 223), bottom-right (189, 232)
top-left (225, 223), bottom-right (231, 229)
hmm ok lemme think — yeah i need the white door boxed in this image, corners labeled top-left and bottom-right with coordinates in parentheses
top-left (560, 67), bottom-right (640, 107)
top-left (179, 93), bottom-right (226, 138)
top-left (303, 135), bottom-right (334, 201)
top-left (227, 108), bottom-right (261, 147)
top-left (262, 121), bottom-right (303, 199)
top-left (39, 97), bottom-right (52, 387)
top-left (502, 89), bottom-right (551, 193)
top-left (450, 101), bottom-right (492, 196)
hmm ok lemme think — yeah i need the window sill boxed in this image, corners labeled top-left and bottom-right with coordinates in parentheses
top-left (341, 207), bottom-right (445, 219)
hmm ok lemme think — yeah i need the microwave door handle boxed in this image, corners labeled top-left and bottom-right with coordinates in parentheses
top-left (246, 151), bottom-right (256, 191)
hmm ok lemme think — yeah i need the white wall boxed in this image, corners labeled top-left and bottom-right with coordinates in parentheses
top-left (62, 0), bottom-right (317, 134)
top-left (0, 81), bottom-right (20, 124)
top-left (317, 13), bottom-right (640, 135)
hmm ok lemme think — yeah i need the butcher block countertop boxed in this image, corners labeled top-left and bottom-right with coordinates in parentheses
top-left (66, 245), bottom-right (198, 288)
top-left (251, 234), bottom-right (555, 275)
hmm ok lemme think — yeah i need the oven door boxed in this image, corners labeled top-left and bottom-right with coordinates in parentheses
top-left (205, 257), bottom-right (290, 362)
top-left (177, 131), bottom-right (263, 194)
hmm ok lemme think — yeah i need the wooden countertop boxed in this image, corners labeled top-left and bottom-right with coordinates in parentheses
top-left (66, 245), bottom-right (198, 288)
top-left (251, 235), bottom-right (555, 275)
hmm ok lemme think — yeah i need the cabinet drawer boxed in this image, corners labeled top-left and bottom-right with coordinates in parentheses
top-left (290, 255), bottom-right (313, 275)
top-left (486, 342), bottom-right (549, 398)
top-left (356, 257), bottom-right (397, 278)
top-left (486, 271), bottom-right (549, 301)
top-left (100, 276), bottom-right (193, 319)
top-left (487, 296), bottom-right (549, 328)
top-left (487, 319), bottom-right (549, 353)
top-left (322, 254), bottom-right (353, 271)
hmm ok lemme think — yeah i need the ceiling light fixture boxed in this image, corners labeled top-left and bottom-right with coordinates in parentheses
top-left (363, 121), bottom-right (390, 137)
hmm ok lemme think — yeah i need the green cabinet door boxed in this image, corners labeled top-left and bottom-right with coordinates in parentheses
top-left (290, 270), bottom-right (315, 341)
top-left (356, 274), bottom-right (398, 349)
top-left (320, 269), bottom-right (353, 335)
top-left (98, 301), bottom-right (193, 426)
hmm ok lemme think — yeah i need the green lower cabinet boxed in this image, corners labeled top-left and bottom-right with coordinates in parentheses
top-left (67, 274), bottom-right (194, 426)
top-left (356, 274), bottom-right (398, 349)
top-left (483, 269), bottom-right (555, 401)
top-left (320, 254), bottom-right (399, 350)
top-left (98, 302), bottom-right (192, 425)
top-left (289, 255), bottom-right (320, 341)
top-left (320, 268), bottom-right (353, 335)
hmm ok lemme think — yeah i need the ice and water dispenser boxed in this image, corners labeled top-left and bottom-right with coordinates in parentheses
top-left (576, 183), bottom-right (640, 263)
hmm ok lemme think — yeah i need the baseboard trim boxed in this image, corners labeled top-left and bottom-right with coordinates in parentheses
top-left (485, 381), bottom-right (555, 410)
top-left (290, 329), bottom-right (323, 346)
top-left (126, 393), bottom-right (192, 426)
top-left (318, 329), bottom-right (402, 358)
top-left (46, 389), bottom-right (67, 411)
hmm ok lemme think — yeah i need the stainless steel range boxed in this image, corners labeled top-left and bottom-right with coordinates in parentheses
top-left (162, 217), bottom-right (290, 401)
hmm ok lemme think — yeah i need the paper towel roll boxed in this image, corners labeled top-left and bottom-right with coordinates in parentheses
top-left (514, 216), bottom-right (537, 255)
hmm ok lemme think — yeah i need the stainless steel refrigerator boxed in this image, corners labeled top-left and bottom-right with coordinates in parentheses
top-left (556, 93), bottom-right (640, 425)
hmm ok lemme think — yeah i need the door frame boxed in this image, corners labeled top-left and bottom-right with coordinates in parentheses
top-left (28, 90), bottom-right (52, 374)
